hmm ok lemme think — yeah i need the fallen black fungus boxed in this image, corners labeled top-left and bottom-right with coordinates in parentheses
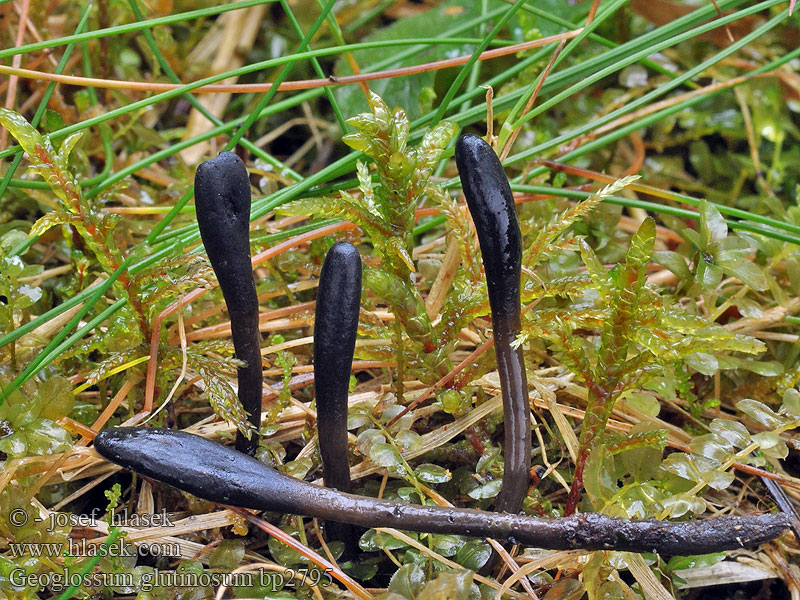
top-left (93, 427), bottom-right (789, 556)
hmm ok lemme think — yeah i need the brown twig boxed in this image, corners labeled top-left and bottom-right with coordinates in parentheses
top-left (0, 31), bottom-right (582, 94)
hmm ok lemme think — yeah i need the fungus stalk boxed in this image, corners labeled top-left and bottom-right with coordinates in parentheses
top-left (195, 152), bottom-right (262, 456)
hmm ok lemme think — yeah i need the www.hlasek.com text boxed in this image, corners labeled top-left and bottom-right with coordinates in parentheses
top-left (9, 538), bottom-right (181, 559)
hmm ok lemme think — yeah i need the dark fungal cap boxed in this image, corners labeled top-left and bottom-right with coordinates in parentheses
top-left (194, 151), bottom-right (251, 225)
top-left (324, 240), bottom-right (360, 265)
top-left (453, 134), bottom-right (521, 317)
top-left (454, 134), bottom-right (515, 211)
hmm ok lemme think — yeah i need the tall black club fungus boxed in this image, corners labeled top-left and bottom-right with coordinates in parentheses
top-left (195, 152), bottom-right (262, 456)
top-left (93, 427), bottom-right (789, 555)
top-left (314, 241), bottom-right (361, 556)
top-left (455, 134), bottom-right (531, 514)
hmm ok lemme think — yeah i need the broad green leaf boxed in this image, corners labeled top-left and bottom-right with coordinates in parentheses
top-left (685, 352), bottom-right (718, 375)
top-left (396, 486), bottom-right (421, 503)
top-left (716, 355), bottom-right (782, 376)
top-left (596, 580), bottom-right (627, 600)
top-left (653, 250), bottom-right (692, 281)
top-left (414, 463), bottom-right (452, 484)
top-left (357, 429), bottom-right (385, 455)
top-left (682, 227), bottom-right (701, 249)
top-left (709, 418), bottom-right (750, 448)
top-left (701, 467), bottom-right (734, 490)
top-left (696, 257), bottom-right (723, 290)
top-left (7, 393), bottom-right (42, 427)
top-left (395, 429), bottom-right (422, 453)
top-left (466, 479), bottom-right (502, 500)
top-left (700, 199), bottom-right (727, 244)
top-left (0, 431), bottom-right (26, 457)
top-left (1, 255), bottom-right (26, 279)
top-left (359, 529), bottom-right (413, 552)
top-left (752, 431), bottom-right (788, 459)
top-left (619, 443), bottom-right (662, 483)
top-left (208, 539), bottom-right (245, 570)
top-left (283, 457), bottom-right (312, 479)
top-left (622, 391), bottom-right (660, 417)
top-left (667, 552), bottom-right (725, 571)
top-left (454, 539), bottom-right (491, 571)
top-left (584, 445), bottom-right (618, 505)
top-left (438, 389), bottom-right (468, 415)
top-left (266, 527), bottom-right (310, 567)
top-left (37, 376), bottom-right (74, 421)
top-left (782, 389), bottom-right (800, 417)
top-left (12, 284), bottom-right (41, 310)
top-left (689, 434), bottom-right (732, 467)
top-left (417, 569), bottom-right (474, 600)
top-left (717, 256), bottom-right (768, 291)
top-left (661, 453), bottom-right (699, 483)
top-left (347, 403), bottom-right (373, 429)
top-left (24, 419), bottom-right (71, 455)
top-left (369, 442), bottom-right (402, 469)
top-left (430, 535), bottom-right (463, 557)
top-left (388, 564), bottom-right (425, 600)
top-left (737, 398), bottom-right (785, 429)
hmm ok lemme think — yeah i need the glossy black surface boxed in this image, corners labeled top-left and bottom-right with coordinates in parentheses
top-left (195, 152), bottom-right (262, 455)
top-left (94, 427), bottom-right (788, 556)
top-left (314, 241), bottom-right (361, 552)
top-left (455, 134), bottom-right (531, 516)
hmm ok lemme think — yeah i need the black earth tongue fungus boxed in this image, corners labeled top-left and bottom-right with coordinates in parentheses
top-left (455, 133), bottom-right (531, 571)
top-left (93, 427), bottom-right (789, 556)
top-left (313, 241), bottom-right (362, 557)
top-left (195, 152), bottom-right (262, 456)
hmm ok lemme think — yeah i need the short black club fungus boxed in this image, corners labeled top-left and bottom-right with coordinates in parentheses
top-left (314, 241), bottom-right (362, 556)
